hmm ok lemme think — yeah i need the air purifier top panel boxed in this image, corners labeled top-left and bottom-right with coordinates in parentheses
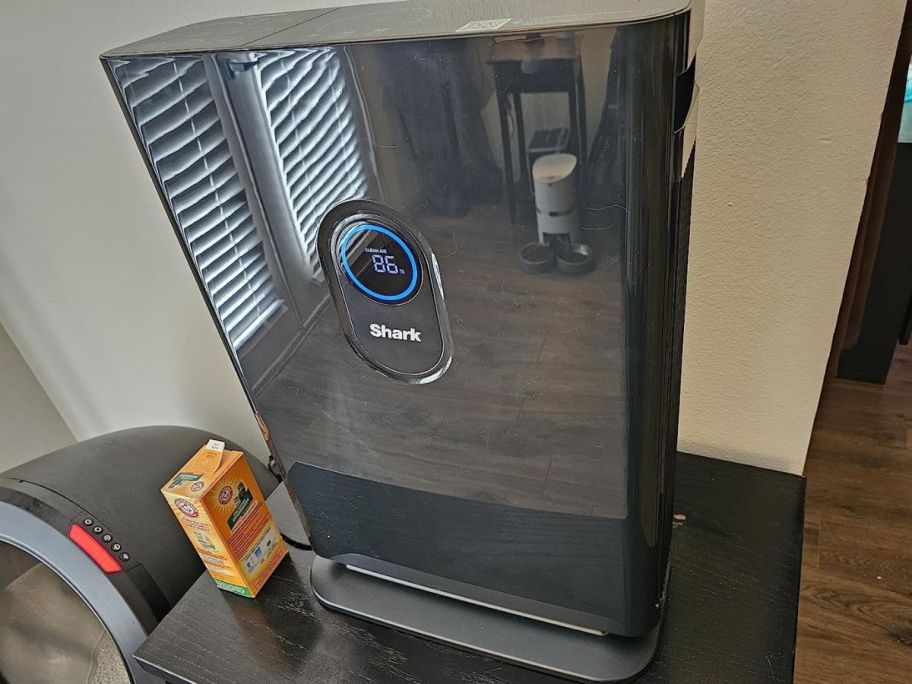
top-left (104, 0), bottom-right (696, 56)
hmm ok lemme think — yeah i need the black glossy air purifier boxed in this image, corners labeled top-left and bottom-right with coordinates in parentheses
top-left (103, 1), bottom-right (701, 679)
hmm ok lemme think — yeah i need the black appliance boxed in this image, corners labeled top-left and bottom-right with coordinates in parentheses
top-left (102, 1), bottom-right (701, 679)
top-left (0, 426), bottom-right (276, 683)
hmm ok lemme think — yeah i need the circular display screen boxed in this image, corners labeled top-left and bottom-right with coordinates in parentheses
top-left (338, 223), bottom-right (420, 303)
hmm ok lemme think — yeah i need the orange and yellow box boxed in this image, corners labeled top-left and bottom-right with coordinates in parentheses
top-left (162, 440), bottom-right (287, 597)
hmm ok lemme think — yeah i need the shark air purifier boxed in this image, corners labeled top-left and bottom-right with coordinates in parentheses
top-left (103, 1), bottom-right (701, 679)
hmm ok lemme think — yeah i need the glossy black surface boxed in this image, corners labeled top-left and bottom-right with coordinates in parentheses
top-left (103, 0), bottom-right (699, 640)
top-left (134, 454), bottom-right (806, 683)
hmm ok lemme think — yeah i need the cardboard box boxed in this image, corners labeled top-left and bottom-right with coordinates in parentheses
top-left (162, 440), bottom-right (287, 597)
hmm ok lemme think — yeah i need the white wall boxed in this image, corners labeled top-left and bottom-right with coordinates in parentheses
top-left (0, 1), bottom-right (904, 473)
top-left (0, 322), bottom-right (74, 470)
top-left (678, 0), bottom-right (905, 473)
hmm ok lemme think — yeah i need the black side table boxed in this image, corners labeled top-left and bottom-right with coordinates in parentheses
top-left (491, 35), bottom-right (588, 223)
top-left (133, 452), bottom-right (805, 683)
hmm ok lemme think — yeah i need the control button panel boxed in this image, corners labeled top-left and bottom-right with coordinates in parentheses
top-left (318, 200), bottom-right (453, 383)
top-left (70, 513), bottom-right (130, 573)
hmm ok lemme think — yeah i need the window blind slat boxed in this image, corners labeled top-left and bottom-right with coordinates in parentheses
top-left (136, 82), bottom-right (211, 137)
top-left (250, 48), bottom-right (369, 279)
top-left (260, 50), bottom-right (330, 98)
top-left (165, 144), bottom-right (232, 200)
top-left (115, 56), bottom-right (281, 350)
top-left (229, 299), bottom-right (283, 349)
top-left (222, 277), bottom-right (277, 335)
top-left (154, 124), bottom-right (226, 182)
top-left (285, 123), bottom-right (357, 199)
top-left (218, 261), bottom-right (272, 319)
top-left (292, 150), bottom-right (362, 218)
top-left (169, 154), bottom-right (236, 214)
top-left (197, 223), bottom-right (259, 273)
top-left (183, 195), bottom-right (247, 245)
top-left (147, 108), bottom-right (221, 164)
top-left (282, 108), bottom-right (355, 189)
top-left (209, 256), bottom-right (267, 301)
top-left (271, 66), bottom-right (339, 144)
top-left (177, 176), bottom-right (246, 230)
top-left (123, 60), bottom-right (197, 108)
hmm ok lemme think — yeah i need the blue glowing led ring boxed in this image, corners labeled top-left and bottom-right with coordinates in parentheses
top-left (339, 223), bottom-right (419, 302)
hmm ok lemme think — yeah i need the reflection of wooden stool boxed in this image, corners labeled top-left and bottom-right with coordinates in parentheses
top-left (491, 36), bottom-right (587, 223)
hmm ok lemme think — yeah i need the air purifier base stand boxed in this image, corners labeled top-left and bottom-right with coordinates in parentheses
top-left (311, 556), bottom-right (661, 682)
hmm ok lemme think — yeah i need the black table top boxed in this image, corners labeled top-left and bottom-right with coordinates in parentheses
top-left (135, 453), bottom-right (805, 683)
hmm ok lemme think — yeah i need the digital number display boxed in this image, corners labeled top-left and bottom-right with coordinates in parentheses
top-left (371, 253), bottom-right (403, 275)
top-left (339, 223), bottom-right (420, 303)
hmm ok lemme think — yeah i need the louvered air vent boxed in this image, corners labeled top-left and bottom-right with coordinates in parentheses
top-left (113, 56), bottom-right (281, 350)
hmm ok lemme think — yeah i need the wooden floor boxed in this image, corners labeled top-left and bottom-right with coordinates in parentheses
top-left (795, 344), bottom-right (912, 682)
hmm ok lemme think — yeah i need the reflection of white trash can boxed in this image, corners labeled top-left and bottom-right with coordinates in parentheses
top-left (533, 153), bottom-right (580, 245)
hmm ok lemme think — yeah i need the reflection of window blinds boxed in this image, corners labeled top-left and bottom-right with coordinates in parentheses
top-left (253, 49), bottom-right (368, 280)
top-left (113, 57), bottom-right (281, 350)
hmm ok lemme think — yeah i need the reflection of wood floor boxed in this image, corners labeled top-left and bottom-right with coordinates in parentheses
top-left (795, 343), bottom-right (912, 683)
top-left (256, 206), bottom-right (629, 517)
